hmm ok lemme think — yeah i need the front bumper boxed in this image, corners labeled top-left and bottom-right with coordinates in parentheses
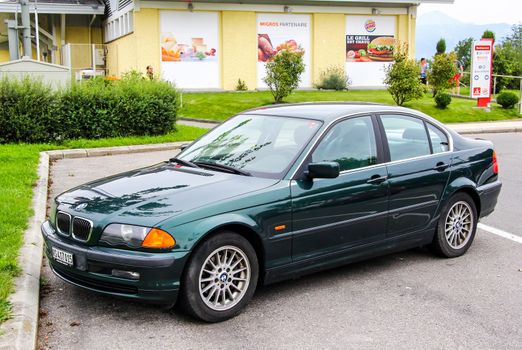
top-left (477, 180), bottom-right (502, 218)
top-left (41, 221), bottom-right (190, 306)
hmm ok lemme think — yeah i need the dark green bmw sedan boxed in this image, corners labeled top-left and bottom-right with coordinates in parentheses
top-left (41, 103), bottom-right (501, 322)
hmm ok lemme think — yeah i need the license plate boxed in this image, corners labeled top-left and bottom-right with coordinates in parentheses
top-left (52, 247), bottom-right (74, 267)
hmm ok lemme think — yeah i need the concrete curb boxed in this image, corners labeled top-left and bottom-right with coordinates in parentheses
top-left (0, 142), bottom-right (183, 350)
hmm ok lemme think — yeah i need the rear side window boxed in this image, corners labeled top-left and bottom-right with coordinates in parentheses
top-left (427, 123), bottom-right (449, 153)
top-left (381, 115), bottom-right (431, 161)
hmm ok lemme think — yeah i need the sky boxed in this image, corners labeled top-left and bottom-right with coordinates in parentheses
top-left (417, 0), bottom-right (522, 25)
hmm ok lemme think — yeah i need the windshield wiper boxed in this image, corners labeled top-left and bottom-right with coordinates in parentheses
top-left (193, 161), bottom-right (252, 176)
top-left (169, 157), bottom-right (200, 169)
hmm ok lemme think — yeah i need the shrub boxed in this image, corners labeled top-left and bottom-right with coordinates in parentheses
top-left (435, 91), bottom-right (452, 108)
top-left (496, 91), bottom-right (519, 109)
top-left (0, 77), bottom-right (58, 143)
top-left (264, 49), bottom-right (305, 103)
top-left (428, 51), bottom-right (457, 96)
top-left (235, 79), bottom-right (248, 91)
top-left (316, 66), bottom-right (350, 91)
top-left (384, 43), bottom-right (424, 106)
top-left (0, 72), bottom-right (178, 144)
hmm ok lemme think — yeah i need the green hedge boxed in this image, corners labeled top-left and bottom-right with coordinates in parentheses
top-left (0, 75), bottom-right (178, 144)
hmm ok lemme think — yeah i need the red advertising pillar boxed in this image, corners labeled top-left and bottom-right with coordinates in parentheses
top-left (471, 38), bottom-right (494, 107)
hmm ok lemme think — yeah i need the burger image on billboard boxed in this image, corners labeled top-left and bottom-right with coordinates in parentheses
top-left (367, 36), bottom-right (395, 61)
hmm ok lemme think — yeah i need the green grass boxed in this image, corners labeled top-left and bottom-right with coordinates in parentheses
top-left (179, 90), bottom-right (521, 122)
top-left (0, 124), bottom-right (207, 322)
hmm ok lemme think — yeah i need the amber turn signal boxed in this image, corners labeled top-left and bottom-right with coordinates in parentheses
top-left (142, 228), bottom-right (176, 249)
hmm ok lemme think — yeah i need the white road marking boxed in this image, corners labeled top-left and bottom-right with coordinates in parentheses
top-left (478, 223), bottom-right (522, 244)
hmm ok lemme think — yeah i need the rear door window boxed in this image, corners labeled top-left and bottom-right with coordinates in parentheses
top-left (380, 115), bottom-right (431, 161)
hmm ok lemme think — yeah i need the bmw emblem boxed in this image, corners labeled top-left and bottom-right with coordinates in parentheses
top-left (76, 203), bottom-right (88, 210)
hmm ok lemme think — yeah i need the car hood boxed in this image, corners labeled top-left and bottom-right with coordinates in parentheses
top-left (56, 162), bottom-right (279, 226)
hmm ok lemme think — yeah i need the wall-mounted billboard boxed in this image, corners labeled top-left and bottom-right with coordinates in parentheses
top-left (160, 11), bottom-right (220, 89)
top-left (345, 16), bottom-right (396, 87)
top-left (257, 13), bottom-right (311, 88)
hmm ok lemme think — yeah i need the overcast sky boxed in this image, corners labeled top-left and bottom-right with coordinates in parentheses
top-left (417, 0), bottom-right (522, 25)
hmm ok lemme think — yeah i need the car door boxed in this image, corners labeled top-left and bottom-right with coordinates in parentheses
top-left (290, 115), bottom-right (389, 262)
top-left (378, 114), bottom-right (452, 238)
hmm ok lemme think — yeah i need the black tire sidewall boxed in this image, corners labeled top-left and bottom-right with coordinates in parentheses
top-left (435, 192), bottom-right (478, 258)
top-left (181, 231), bottom-right (259, 322)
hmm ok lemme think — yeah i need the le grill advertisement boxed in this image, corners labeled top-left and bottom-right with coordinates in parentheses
top-left (345, 16), bottom-right (395, 87)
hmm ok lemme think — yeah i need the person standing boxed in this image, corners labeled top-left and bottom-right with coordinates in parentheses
top-left (419, 58), bottom-right (428, 85)
top-left (146, 65), bottom-right (154, 80)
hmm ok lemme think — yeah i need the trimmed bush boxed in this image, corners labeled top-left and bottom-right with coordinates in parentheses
top-left (0, 74), bottom-right (178, 144)
top-left (316, 66), bottom-right (350, 91)
top-left (0, 77), bottom-right (58, 143)
top-left (435, 91), bottom-right (452, 109)
top-left (496, 91), bottom-right (519, 109)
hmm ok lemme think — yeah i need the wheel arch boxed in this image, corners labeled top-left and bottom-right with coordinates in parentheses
top-left (443, 176), bottom-right (481, 215)
top-left (182, 219), bottom-right (266, 285)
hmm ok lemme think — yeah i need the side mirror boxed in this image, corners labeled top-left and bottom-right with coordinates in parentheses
top-left (180, 143), bottom-right (191, 151)
top-left (306, 162), bottom-right (340, 179)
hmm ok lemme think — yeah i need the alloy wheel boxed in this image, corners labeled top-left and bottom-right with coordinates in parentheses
top-left (198, 245), bottom-right (251, 311)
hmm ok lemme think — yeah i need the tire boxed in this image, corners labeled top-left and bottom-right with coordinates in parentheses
top-left (180, 231), bottom-right (259, 322)
top-left (430, 192), bottom-right (478, 258)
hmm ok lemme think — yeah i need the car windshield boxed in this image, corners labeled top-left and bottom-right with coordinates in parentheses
top-left (177, 114), bottom-right (322, 178)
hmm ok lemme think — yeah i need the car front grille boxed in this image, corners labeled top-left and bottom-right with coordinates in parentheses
top-left (56, 211), bottom-right (71, 235)
top-left (72, 217), bottom-right (93, 241)
top-left (56, 211), bottom-right (92, 242)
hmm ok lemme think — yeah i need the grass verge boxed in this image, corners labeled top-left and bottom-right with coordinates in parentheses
top-left (0, 124), bottom-right (207, 322)
top-left (179, 90), bottom-right (521, 122)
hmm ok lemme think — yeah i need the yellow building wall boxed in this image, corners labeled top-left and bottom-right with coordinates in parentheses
top-left (0, 47), bottom-right (9, 63)
top-left (112, 9), bottom-right (417, 89)
top-left (134, 9), bottom-right (161, 75)
top-left (397, 14), bottom-right (415, 58)
top-left (221, 11), bottom-right (257, 90)
top-left (106, 33), bottom-right (137, 77)
top-left (312, 13), bottom-right (346, 86)
top-left (105, 9), bottom-right (160, 78)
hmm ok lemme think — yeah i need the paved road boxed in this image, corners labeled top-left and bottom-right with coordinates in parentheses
top-left (38, 134), bottom-right (522, 350)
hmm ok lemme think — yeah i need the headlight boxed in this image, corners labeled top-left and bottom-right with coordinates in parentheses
top-left (100, 224), bottom-right (175, 249)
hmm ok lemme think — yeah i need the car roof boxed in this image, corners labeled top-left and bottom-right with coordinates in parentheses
top-left (242, 102), bottom-right (424, 123)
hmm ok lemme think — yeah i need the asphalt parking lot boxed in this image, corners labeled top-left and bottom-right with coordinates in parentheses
top-left (38, 133), bottom-right (522, 350)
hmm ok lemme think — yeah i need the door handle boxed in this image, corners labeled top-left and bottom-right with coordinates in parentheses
top-left (367, 174), bottom-right (388, 185)
top-left (433, 162), bottom-right (449, 171)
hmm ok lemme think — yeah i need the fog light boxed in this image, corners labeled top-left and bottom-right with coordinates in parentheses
top-left (111, 269), bottom-right (140, 280)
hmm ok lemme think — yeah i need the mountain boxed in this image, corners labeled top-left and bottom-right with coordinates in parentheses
top-left (415, 11), bottom-right (513, 59)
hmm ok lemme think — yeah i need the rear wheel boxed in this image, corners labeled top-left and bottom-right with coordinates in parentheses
top-left (180, 232), bottom-right (258, 322)
top-left (430, 192), bottom-right (478, 258)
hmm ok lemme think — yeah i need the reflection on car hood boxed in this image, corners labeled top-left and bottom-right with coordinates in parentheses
top-left (57, 162), bottom-right (278, 224)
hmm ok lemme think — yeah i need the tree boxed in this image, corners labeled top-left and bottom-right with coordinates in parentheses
top-left (454, 37), bottom-right (473, 71)
top-left (492, 24), bottom-right (522, 90)
top-left (264, 49), bottom-right (305, 103)
top-left (383, 43), bottom-right (425, 106)
top-left (482, 29), bottom-right (495, 42)
top-left (428, 51), bottom-right (457, 96)
top-left (436, 38), bottom-right (446, 55)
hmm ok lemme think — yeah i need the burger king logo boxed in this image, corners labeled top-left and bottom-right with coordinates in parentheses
top-left (365, 19), bottom-right (376, 32)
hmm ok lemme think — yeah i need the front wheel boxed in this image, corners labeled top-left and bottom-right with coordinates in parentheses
top-left (180, 232), bottom-right (259, 322)
top-left (430, 192), bottom-right (478, 258)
